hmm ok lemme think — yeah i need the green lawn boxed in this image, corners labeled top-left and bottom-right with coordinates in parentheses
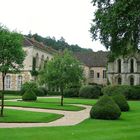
top-left (0, 109), bottom-right (63, 123)
top-left (37, 97), bottom-right (97, 105)
top-left (0, 101), bottom-right (140, 140)
top-left (5, 100), bottom-right (85, 111)
top-left (4, 95), bottom-right (21, 100)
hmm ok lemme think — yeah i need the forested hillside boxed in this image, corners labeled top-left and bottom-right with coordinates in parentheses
top-left (26, 33), bottom-right (93, 53)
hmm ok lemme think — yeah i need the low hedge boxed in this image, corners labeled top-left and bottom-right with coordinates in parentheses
top-left (47, 91), bottom-right (61, 96)
top-left (35, 87), bottom-right (47, 96)
top-left (102, 85), bottom-right (140, 100)
top-left (64, 87), bottom-right (79, 97)
top-left (90, 95), bottom-right (121, 120)
top-left (0, 90), bottom-right (21, 95)
top-left (79, 85), bottom-right (101, 99)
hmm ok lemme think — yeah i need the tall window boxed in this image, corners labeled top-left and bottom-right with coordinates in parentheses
top-left (97, 72), bottom-right (100, 78)
top-left (17, 76), bottom-right (22, 90)
top-left (103, 70), bottom-right (106, 78)
top-left (130, 77), bottom-right (134, 85)
top-left (5, 75), bottom-right (11, 90)
top-left (130, 59), bottom-right (134, 73)
top-left (118, 59), bottom-right (121, 73)
top-left (90, 70), bottom-right (94, 78)
top-left (118, 77), bottom-right (122, 85)
top-left (36, 53), bottom-right (39, 68)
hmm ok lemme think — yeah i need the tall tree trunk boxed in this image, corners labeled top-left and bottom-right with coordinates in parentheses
top-left (60, 88), bottom-right (64, 106)
top-left (1, 73), bottom-right (5, 117)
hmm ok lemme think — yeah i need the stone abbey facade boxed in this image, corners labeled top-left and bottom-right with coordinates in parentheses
top-left (75, 51), bottom-right (108, 85)
top-left (0, 37), bottom-right (56, 91)
top-left (107, 53), bottom-right (140, 85)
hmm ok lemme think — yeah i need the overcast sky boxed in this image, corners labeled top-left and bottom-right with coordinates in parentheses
top-left (0, 0), bottom-right (107, 51)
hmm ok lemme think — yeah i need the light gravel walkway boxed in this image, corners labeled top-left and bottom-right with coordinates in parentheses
top-left (0, 104), bottom-right (92, 128)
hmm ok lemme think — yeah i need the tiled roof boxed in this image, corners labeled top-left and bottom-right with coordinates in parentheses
top-left (74, 51), bottom-right (109, 67)
top-left (23, 37), bottom-right (57, 54)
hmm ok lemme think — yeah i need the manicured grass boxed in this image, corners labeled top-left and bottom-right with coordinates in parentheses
top-left (0, 109), bottom-right (63, 123)
top-left (5, 100), bottom-right (85, 111)
top-left (0, 101), bottom-right (140, 140)
top-left (38, 97), bottom-right (97, 105)
top-left (4, 95), bottom-right (21, 100)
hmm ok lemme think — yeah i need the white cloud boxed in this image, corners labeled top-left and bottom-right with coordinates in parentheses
top-left (0, 0), bottom-right (107, 51)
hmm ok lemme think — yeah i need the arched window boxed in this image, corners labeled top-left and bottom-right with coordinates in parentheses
top-left (130, 77), bottom-right (134, 85)
top-left (130, 59), bottom-right (134, 73)
top-left (17, 76), bottom-right (22, 90)
top-left (118, 59), bottom-right (121, 73)
top-left (90, 70), bottom-right (94, 78)
top-left (5, 75), bottom-right (11, 90)
top-left (118, 77), bottom-right (121, 85)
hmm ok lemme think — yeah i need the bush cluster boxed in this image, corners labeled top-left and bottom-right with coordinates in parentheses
top-left (90, 95), bottom-right (121, 120)
top-left (35, 87), bottom-right (47, 96)
top-left (47, 91), bottom-right (61, 96)
top-left (102, 85), bottom-right (140, 100)
top-left (64, 85), bottom-right (80, 97)
top-left (79, 85), bottom-right (101, 99)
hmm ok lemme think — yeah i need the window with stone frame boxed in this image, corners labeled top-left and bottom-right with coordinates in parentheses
top-left (130, 77), bottom-right (134, 85)
top-left (90, 70), bottom-right (94, 78)
top-left (118, 59), bottom-right (121, 73)
top-left (130, 59), bottom-right (134, 73)
top-left (97, 72), bottom-right (100, 78)
top-left (103, 70), bottom-right (106, 78)
top-left (5, 75), bottom-right (11, 90)
top-left (118, 77), bottom-right (122, 85)
top-left (17, 75), bottom-right (22, 90)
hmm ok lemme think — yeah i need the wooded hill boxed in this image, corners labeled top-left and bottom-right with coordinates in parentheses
top-left (25, 33), bottom-right (93, 53)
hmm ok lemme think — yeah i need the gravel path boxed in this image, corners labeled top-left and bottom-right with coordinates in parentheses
top-left (0, 104), bottom-right (92, 128)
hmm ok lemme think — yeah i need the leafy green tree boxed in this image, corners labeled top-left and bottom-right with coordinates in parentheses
top-left (39, 50), bottom-right (83, 106)
top-left (90, 0), bottom-right (140, 58)
top-left (0, 25), bottom-right (25, 116)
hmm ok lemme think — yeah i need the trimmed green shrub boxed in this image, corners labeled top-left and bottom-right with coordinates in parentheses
top-left (0, 90), bottom-right (21, 95)
top-left (90, 95), bottom-right (121, 120)
top-left (40, 87), bottom-right (48, 95)
top-left (79, 85), bottom-right (101, 99)
top-left (102, 85), bottom-right (140, 100)
top-left (112, 94), bottom-right (130, 111)
top-left (47, 91), bottom-right (61, 96)
top-left (35, 88), bottom-right (46, 96)
top-left (21, 82), bottom-right (38, 95)
top-left (22, 90), bottom-right (37, 101)
top-left (64, 87), bottom-right (79, 97)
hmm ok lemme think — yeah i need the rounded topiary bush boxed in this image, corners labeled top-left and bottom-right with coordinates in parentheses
top-left (90, 95), bottom-right (121, 120)
top-left (112, 94), bottom-right (130, 112)
top-left (21, 82), bottom-right (38, 95)
top-left (22, 90), bottom-right (37, 101)
top-left (79, 85), bottom-right (100, 99)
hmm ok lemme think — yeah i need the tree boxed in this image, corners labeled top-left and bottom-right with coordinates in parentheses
top-left (39, 50), bottom-right (83, 106)
top-left (0, 25), bottom-right (25, 116)
top-left (90, 0), bottom-right (140, 58)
